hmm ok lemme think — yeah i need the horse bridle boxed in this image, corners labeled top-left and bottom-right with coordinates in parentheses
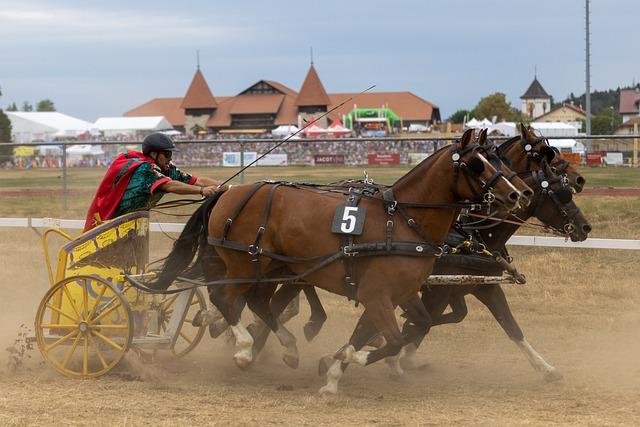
top-left (524, 167), bottom-right (579, 235)
top-left (497, 135), bottom-right (582, 192)
top-left (450, 142), bottom-right (506, 205)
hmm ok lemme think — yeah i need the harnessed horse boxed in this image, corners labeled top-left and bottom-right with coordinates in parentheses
top-left (150, 129), bottom-right (527, 392)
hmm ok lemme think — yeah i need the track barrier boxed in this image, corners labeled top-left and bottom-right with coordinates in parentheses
top-left (0, 217), bottom-right (638, 250)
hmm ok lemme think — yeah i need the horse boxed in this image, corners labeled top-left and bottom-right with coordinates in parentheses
top-left (152, 128), bottom-right (527, 393)
top-left (352, 126), bottom-right (591, 382)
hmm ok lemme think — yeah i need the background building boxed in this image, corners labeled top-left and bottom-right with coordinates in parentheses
top-left (125, 64), bottom-right (441, 136)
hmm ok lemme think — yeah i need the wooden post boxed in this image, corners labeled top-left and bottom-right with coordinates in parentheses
top-left (634, 123), bottom-right (639, 168)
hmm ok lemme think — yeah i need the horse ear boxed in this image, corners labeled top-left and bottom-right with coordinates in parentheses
top-left (539, 145), bottom-right (556, 162)
top-left (540, 157), bottom-right (554, 177)
top-left (460, 128), bottom-right (474, 148)
top-left (520, 123), bottom-right (530, 139)
top-left (478, 128), bottom-right (488, 145)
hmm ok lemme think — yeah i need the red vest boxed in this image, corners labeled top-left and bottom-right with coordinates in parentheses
top-left (83, 151), bottom-right (155, 232)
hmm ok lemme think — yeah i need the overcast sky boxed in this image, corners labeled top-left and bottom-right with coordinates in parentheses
top-left (1, 0), bottom-right (638, 121)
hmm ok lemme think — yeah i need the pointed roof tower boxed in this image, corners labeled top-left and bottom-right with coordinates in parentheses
top-left (180, 68), bottom-right (218, 109)
top-left (521, 77), bottom-right (550, 99)
top-left (296, 65), bottom-right (331, 107)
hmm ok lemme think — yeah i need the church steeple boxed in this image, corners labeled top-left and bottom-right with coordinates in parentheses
top-left (181, 67), bottom-right (217, 136)
top-left (296, 64), bottom-right (331, 109)
top-left (180, 68), bottom-right (217, 110)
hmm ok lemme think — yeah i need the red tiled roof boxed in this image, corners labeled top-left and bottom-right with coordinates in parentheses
top-left (295, 66), bottom-right (331, 106)
top-left (230, 94), bottom-right (284, 114)
top-left (180, 69), bottom-right (217, 109)
top-left (327, 92), bottom-right (439, 122)
top-left (619, 89), bottom-right (640, 114)
top-left (124, 97), bottom-right (186, 126)
top-left (125, 79), bottom-right (440, 128)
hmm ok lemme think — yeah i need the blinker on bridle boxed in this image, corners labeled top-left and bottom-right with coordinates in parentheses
top-left (451, 143), bottom-right (504, 205)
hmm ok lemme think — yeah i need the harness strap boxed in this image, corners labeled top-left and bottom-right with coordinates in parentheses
top-left (222, 182), bottom-right (267, 241)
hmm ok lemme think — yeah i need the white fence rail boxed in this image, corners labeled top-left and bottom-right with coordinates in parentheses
top-left (0, 217), bottom-right (638, 250)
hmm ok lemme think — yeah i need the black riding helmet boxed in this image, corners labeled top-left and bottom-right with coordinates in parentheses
top-left (142, 133), bottom-right (179, 155)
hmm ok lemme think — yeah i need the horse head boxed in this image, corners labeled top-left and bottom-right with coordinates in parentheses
top-left (498, 124), bottom-right (586, 193)
top-left (524, 157), bottom-right (592, 242)
top-left (476, 128), bottom-right (534, 207)
top-left (451, 129), bottom-right (524, 211)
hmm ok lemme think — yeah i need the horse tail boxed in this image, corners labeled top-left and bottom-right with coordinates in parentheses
top-left (153, 193), bottom-right (221, 289)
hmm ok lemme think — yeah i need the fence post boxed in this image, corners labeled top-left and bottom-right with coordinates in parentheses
top-left (62, 143), bottom-right (68, 213)
top-left (239, 141), bottom-right (245, 184)
top-left (634, 123), bottom-right (638, 168)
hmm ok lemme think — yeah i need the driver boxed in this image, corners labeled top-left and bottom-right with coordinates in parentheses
top-left (84, 132), bottom-right (225, 231)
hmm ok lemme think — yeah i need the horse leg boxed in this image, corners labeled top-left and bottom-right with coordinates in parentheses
top-left (431, 293), bottom-right (469, 326)
top-left (248, 282), bottom-right (302, 366)
top-left (301, 285), bottom-right (327, 341)
top-left (209, 284), bottom-right (257, 369)
top-left (400, 286), bottom-right (456, 369)
top-left (334, 298), bottom-right (405, 369)
top-left (472, 285), bottom-right (562, 381)
top-left (385, 295), bottom-right (433, 376)
top-left (319, 313), bottom-right (378, 395)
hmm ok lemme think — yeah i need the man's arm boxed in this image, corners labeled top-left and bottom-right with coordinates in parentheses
top-left (194, 177), bottom-right (222, 187)
top-left (158, 180), bottom-right (220, 197)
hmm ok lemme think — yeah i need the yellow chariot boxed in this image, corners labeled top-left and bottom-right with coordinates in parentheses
top-left (35, 211), bottom-right (208, 378)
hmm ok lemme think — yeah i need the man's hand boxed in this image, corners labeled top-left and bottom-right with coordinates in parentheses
top-left (200, 186), bottom-right (218, 197)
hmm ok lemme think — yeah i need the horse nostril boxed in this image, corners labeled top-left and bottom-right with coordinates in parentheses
top-left (582, 224), bottom-right (592, 234)
top-left (523, 189), bottom-right (534, 199)
top-left (576, 176), bottom-right (586, 186)
top-left (508, 191), bottom-right (519, 201)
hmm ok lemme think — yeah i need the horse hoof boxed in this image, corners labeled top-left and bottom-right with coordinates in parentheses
top-left (333, 345), bottom-right (354, 362)
top-left (209, 320), bottom-right (229, 339)
top-left (544, 369), bottom-right (563, 382)
top-left (318, 356), bottom-right (334, 376)
top-left (303, 321), bottom-right (323, 342)
top-left (233, 356), bottom-right (252, 370)
top-left (318, 385), bottom-right (337, 395)
top-left (283, 354), bottom-right (299, 369)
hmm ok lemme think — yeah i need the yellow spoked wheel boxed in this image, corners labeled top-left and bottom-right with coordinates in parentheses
top-left (159, 288), bottom-right (207, 358)
top-left (35, 275), bottom-right (133, 378)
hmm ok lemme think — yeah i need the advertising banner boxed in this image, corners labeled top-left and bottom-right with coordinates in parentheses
top-left (585, 151), bottom-right (605, 166)
top-left (368, 153), bottom-right (400, 165)
top-left (605, 152), bottom-right (623, 166)
top-left (256, 154), bottom-right (288, 166)
top-left (222, 152), bottom-right (257, 167)
top-left (314, 154), bottom-right (345, 165)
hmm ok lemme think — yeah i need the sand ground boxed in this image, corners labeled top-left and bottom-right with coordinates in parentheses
top-left (0, 228), bottom-right (639, 426)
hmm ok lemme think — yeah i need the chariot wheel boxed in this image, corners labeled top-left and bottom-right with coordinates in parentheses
top-left (158, 288), bottom-right (207, 358)
top-left (35, 275), bottom-right (133, 378)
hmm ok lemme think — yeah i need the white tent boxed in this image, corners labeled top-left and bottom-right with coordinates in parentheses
top-left (94, 116), bottom-right (173, 137)
top-left (271, 125), bottom-right (300, 137)
top-left (7, 112), bottom-right (99, 143)
top-left (464, 118), bottom-right (479, 127)
top-left (530, 122), bottom-right (579, 137)
top-left (491, 122), bottom-right (517, 137)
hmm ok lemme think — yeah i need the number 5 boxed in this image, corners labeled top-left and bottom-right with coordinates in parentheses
top-left (341, 207), bottom-right (358, 233)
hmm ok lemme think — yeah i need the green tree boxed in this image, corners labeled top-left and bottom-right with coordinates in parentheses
top-left (21, 101), bottom-right (33, 112)
top-left (447, 109), bottom-right (471, 124)
top-left (36, 99), bottom-right (56, 112)
top-left (6, 102), bottom-right (17, 111)
top-left (590, 110), bottom-right (622, 135)
top-left (471, 92), bottom-right (522, 122)
top-left (0, 109), bottom-right (13, 161)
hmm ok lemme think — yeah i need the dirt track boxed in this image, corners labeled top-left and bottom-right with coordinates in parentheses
top-left (1, 229), bottom-right (639, 426)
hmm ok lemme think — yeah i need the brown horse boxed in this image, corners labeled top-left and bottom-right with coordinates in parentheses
top-left (153, 129), bottom-right (527, 392)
